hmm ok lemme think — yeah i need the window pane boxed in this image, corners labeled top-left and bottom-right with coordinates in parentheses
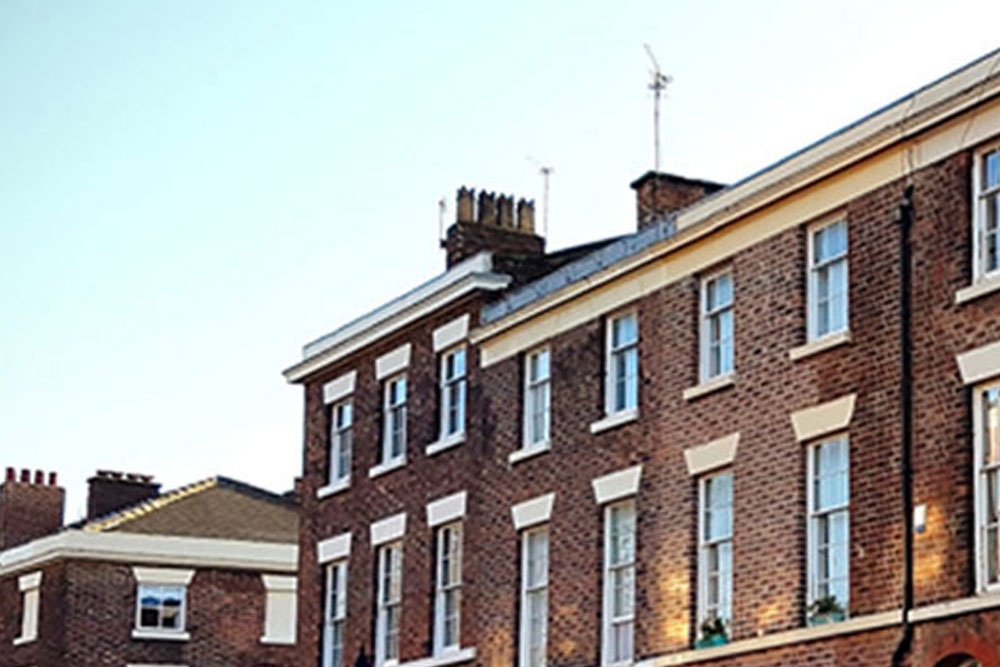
top-left (624, 348), bottom-right (638, 410)
top-left (986, 149), bottom-right (1000, 190)
top-left (988, 525), bottom-right (1000, 584)
top-left (984, 388), bottom-right (1000, 466)
top-left (613, 315), bottom-right (637, 347)
top-left (612, 621), bottom-right (633, 663)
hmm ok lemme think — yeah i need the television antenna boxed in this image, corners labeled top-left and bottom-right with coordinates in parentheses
top-left (644, 43), bottom-right (672, 171)
top-left (526, 156), bottom-right (554, 237)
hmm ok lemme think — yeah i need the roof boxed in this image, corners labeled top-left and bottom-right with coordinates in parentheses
top-left (81, 476), bottom-right (298, 544)
top-left (477, 46), bottom-right (1000, 331)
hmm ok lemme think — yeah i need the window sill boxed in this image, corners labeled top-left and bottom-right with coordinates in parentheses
top-left (509, 442), bottom-right (551, 464)
top-left (683, 373), bottom-right (735, 401)
top-left (260, 635), bottom-right (296, 645)
top-left (131, 628), bottom-right (191, 642)
top-left (589, 409), bottom-right (639, 435)
top-left (12, 635), bottom-right (36, 646)
top-left (396, 646), bottom-right (477, 667)
top-left (955, 274), bottom-right (1000, 304)
top-left (316, 477), bottom-right (351, 499)
top-left (788, 330), bottom-right (852, 361)
top-left (369, 457), bottom-right (406, 479)
top-left (426, 432), bottom-right (466, 457)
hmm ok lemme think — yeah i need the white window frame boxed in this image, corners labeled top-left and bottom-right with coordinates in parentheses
top-left (433, 522), bottom-right (463, 656)
top-left (135, 584), bottom-right (188, 635)
top-left (697, 471), bottom-right (733, 628)
top-left (440, 347), bottom-right (467, 440)
top-left (605, 311), bottom-right (639, 416)
top-left (806, 434), bottom-right (851, 614)
top-left (13, 571), bottom-right (41, 646)
top-left (807, 218), bottom-right (849, 342)
top-left (601, 500), bottom-right (636, 667)
top-left (330, 400), bottom-right (353, 487)
top-left (699, 270), bottom-right (734, 382)
top-left (523, 346), bottom-right (552, 452)
top-left (382, 374), bottom-right (407, 467)
top-left (375, 541), bottom-right (403, 666)
top-left (973, 140), bottom-right (1000, 281)
top-left (322, 561), bottom-right (348, 667)
top-left (520, 526), bottom-right (549, 667)
top-left (974, 381), bottom-right (1000, 593)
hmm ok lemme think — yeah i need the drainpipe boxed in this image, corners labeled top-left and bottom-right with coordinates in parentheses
top-left (891, 184), bottom-right (915, 667)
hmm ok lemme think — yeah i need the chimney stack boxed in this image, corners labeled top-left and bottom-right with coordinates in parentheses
top-left (630, 171), bottom-right (725, 231)
top-left (443, 187), bottom-right (545, 268)
top-left (0, 467), bottom-right (65, 550)
top-left (87, 470), bottom-right (160, 521)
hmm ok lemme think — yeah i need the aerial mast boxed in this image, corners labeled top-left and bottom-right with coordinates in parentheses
top-left (644, 44), bottom-right (672, 172)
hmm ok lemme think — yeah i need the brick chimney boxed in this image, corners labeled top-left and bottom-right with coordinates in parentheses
top-left (87, 470), bottom-right (160, 521)
top-left (442, 187), bottom-right (545, 268)
top-left (0, 467), bottom-right (65, 550)
top-left (630, 171), bottom-right (725, 230)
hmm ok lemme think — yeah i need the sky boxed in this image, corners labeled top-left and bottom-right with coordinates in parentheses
top-left (2, 1), bottom-right (1000, 521)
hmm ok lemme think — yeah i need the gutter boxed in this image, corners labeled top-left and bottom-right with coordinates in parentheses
top-left (892, 184), bottom-right (915, 666)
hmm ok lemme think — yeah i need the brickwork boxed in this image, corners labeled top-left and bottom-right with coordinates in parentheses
top-left (0, 472), bottom-right (64, 550)
top-left (295, 144), bottom-right (1000, 665)
top-left (630, 171), bottom-right (725, 229)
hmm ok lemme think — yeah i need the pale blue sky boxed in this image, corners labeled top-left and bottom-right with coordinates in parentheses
top-left (2, 1), bottom-right (999, 519)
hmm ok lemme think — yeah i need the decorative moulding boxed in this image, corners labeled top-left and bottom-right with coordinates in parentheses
top-left (790, 393), bottom-right (857, 442)
top-left (317, 532), bottom-right (352, 564)
top-left (684, 432), bottom-right (739, 476)
top-left (323, 371), bottom-right (357, 405)
top-left (591, 465), bottom-right (642, 504)
top-left (956, 340), bottom-right (1000, 386)
top-left (432, 314), bottom-right (471, 353)
top-left (511, 493), bottom-right (555, 530)
top-left (427, 491), bottom-right (467, 527)
top-left (375, 344), bottom-right (412, 380)
top-left (370, 512), bottom-right (406, 546)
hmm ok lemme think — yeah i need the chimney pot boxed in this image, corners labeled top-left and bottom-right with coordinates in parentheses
top-left (48, 472), bottom-right (57, 486)
top-left (20, 469), bottom-right (29, 483)
top-left (34, 470), bottom-right (43, 484)
top-left (5, 467), bottom-right (13, 482)
top-left (456, 187), bottom-right (475, 224)
top-left (478, 191), bottom-right (498, 226)
top-left (516, 198), bottom-right (535, 234)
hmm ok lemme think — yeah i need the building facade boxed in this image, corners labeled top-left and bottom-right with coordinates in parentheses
top-left (287, 49), bottom-right (1000, 667)
top-left (0, 469), bottom-right (300, 667)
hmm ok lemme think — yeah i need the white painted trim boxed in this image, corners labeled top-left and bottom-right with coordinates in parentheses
top-left (262, 574), bottom-right (297, 592)
top-left (317, 477), bottom-right (351, 499)
top-left (911, 591), bottom-right (1000, 622)
top-left (133, 567), bottom-right (195, 586)
top-left (131, 629), bottom-right (191, 642)
top-left (323, 371), bottom-right (357, 405)
top-left (698, 269), bottom-right (735, 383)
top-left (427, 491), bottom-right (467, 527)
top-left (261, 575), bottom-right (298, 645)
top-left (0, 531), bottom-right (297, 577)
top-left (286, 251), bottom-right (510, 382)
top-left (396, 647), bottom-right (477, 667)
top-left (790, 394), bottom-right (857, 442)
top-left (592, 465), bottom-right (642, 504)
top-left (684, 432), bottom-right (739, 476)
top-left (127, 664), bottom-right (189, 667)
top-left (511, 493), bottom-right (555, 530)
top-left (682, 373), bottom-right (735, 402)
top-left (806, 217), bottom-right (850, 343)
top-left (957, 340), bottom-right (1000, 385)
top-left (317, 532), bottom-right (352, 564)
top-left (18, 571), bottom-right (41, 591)
top-left (371, 512), bottom-right (407, 546)
top-left (509, 442), bottom-right (551, 464)
top-left (433, 315), bottom-right (471, 352)
top-left (956, 273), bottom-right (1000, 304)
top-left (472, 54), bottom-right (1000, 364)
top-left (789, 329), bottom-right (853, 361)
top-left (589, 408), bottom-right (639, 435)
top-left (376, 344), bottom-right (412, 380)
top-left (426, 432), bottom-right (466, 457)
top-left (369, 456), bottom-right (407, 479)
top-left (635, 609), bottom-right (901, 666)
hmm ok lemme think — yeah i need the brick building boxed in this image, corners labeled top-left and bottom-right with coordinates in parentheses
top-left (0, 469), bottom-right (299, 667)
top-left (286, 48), bottom-right (1000, 667)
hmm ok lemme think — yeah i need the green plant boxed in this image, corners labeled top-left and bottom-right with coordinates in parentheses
top-left (808, 595), bottom-right (844, 618)
top-left (699, 616), bottom-right (727, 639)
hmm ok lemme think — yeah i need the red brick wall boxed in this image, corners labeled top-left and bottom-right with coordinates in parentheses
top-left (0, 559), bottom-right (297, 667)
top-left (296, 143), bottom-right (1000, 666)
top-left (0, 477), bottom-right (64, 550)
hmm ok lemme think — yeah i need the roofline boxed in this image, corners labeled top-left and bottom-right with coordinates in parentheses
top-left (628, 170), bottom-right (726, 191)
top-left (472, 47), bottom-right (1000, 344)
top-left (82, 477), bottom-right (217, 533)
top-left (283, 251), bottom-right (511, 383)
top-left (0, 530), bottom-right (297, 578)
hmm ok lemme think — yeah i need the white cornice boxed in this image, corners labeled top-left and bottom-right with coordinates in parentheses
top-left (0, 530), bottom-right (297, 577)
top-left (285, 252), bottom-right (510, 384)
top-left (472, 50), bottom-right (1000, 347)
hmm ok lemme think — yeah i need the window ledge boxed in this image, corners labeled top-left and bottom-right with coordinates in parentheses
top-left (131, 629), bottom-right (191, 642)
top-left (12, 635), bottom-right (36, 646)
top-left (260, 635), bottom-right (296, 645)
top-left (589, 409), bottom-right (639, 435)
top-left (683, 373), bottom-right (735, 401)
top-left (955, 274), bottom-right (1000, 304)
top-left (397, 647), bottom-right (477, 667)
top-left (316, 477), bottom-right (351, 499)
top-left (509, 442), bottom-right (551, 464)
top-left (426, 432), bottom-right (466, 457)
top-left (369, 457), bottom-right (407, 479)
top-left (788, 330), bottom-right (852, 361)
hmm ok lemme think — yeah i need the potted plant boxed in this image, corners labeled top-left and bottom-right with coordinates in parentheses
top-left (807, 595), bottom-right (846, 626)
top-left (695, 617), bottom-right (728, 648)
